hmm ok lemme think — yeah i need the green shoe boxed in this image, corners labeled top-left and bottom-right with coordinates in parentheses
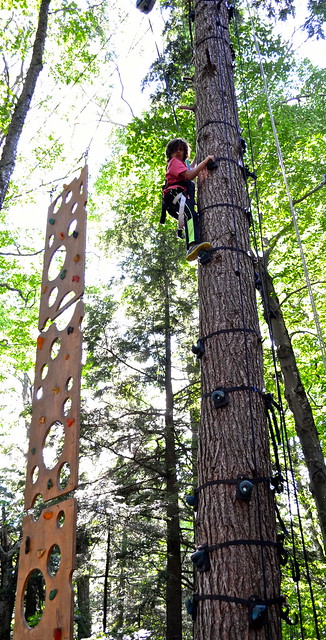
top-left (186, 242), bottom-right (212, 262)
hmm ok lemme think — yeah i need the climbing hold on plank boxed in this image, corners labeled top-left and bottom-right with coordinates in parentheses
top-left (59, 269), bottom-right (67, 280)
top-left (49, 218), bottom-right (55, 225)
top-left (37, 336), bottom-right (45, 350)
top-left (52, 387), bottom-right (60, 394)
top-left (42, 286), bottom-right (48, 294)
top-left (73, 254), bottom-right (80, 263)
top-left (72, 230), bottom-right (78, 239)
top-left (53, 629), bottom-right (62, 640)
top-left (39, 416), bottom-right (46, 424)
top-left (47, 479), bottom-right (53, 489)
top-left (49, 589), bottom-right (58, 601)
top-left (66, 418), bottom-right (75, 427)
top-left (59, 232), bottom-right (64, 240)
top-left (67, 326), bottom-right (74, 335)
top-left (43, 511), bottom-right (53, 520)
top-left (37, 548), bottom-right (46, 558)
top-left (72, 275), bottom-right (80, 282)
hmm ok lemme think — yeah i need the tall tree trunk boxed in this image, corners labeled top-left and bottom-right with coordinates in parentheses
top-left (103, 521), bottom-right (111, 632)
top-left (0, 510), bottom-right (18, 640)
top-left (194, 2), bottom-right (281, 638)
top-left (260, 257), bottom-right (326, 551)
top-left (0, 0), bottom-right (51, 210)
top-left (76, 527), bottom-right (91, 639)
top-left (164, 273), bottom-right (182, 640)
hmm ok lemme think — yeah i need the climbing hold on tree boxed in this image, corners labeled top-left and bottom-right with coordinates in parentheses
top-left (237, 479), bottom-right (254, 501)
top-left (191, 545), bottom-right (210, 572)
top-left (207, 157), bottom-right (219, 170)
top-left (49, 589), bottom-right (58, 601)
top-left (136, 0), bottom-right (156, 14)
top-left (59, 269), bottom-right (67, 280)
top-left (192, 339), bottom-right (205, 358)
top-left (185, 597), bottom-right (198, 621)
top-left (198, 249), bottom-right (212, 265)
top-left (211, 389), bottom-right (228, 408)
top-left (186, 494), bottom-right (198, 510)
top-left (72, 275), bottom-right (80, 282)
top-left (248, 596), bottom-right (267, 628)
top-left (37, 336), bottom-right (45, 350)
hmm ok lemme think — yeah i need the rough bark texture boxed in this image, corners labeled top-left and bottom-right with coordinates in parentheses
top-left (0, 514), bottom-right (18, 640)
top-left (260, 258), bottom-right (326, 551)
top-left (194, 3), bottom-right (281, 638)
top-left (164, 273), bottom-right (182, 640)
top-left (76, 528), bottom-right (91, 639)
top-left (0, 0), bottom-right (51, 210)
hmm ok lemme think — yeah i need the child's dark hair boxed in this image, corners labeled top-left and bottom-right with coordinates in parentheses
top-left (165, 138), bottom-right (190, 161)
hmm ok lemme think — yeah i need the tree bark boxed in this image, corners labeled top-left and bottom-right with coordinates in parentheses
top-left (194, 2), bottom-right (281, 638)
top-left (260, 258), bottom-right (326, 551)
top-left (76, 527), bottom-right (91, 639)
top-left (164, 273), bottom-right (183, 640)
top-left (0, 0), bottom-right (51, 210)
top-left (0, 511), bottom-right (18, 640)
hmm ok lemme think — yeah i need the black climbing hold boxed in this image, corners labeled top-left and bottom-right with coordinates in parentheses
top-left (237, 479), bottom-right (254, 501)
top-left (240, 137), bottom-right (247, 154)
top-left (211, 389), bottom-right (228, 408)
top-left (243, 165), bottom-right (257, 181)
top-left (136, 0), bottom-right (156, 13)
top-left (67, 326), bottom-right (74, 335)
top-left (185, 596), bottom-right (198, 621)
top-left (31, 447), bottom-right (36, 455)
top-left (249, 595), bottom-right (267, 629)
top-left (207, 158), bottom-right (219, 170)
top-left (47, 478), bottom-right (53, 490)
top-left (198, 249), bottom-right (212, 265)
top-left (72, 230), bottom-right (79, 238)
top-left (271, 472), bottom-right (284, 494)
top-left (191, 545), bottom-right (210, 573)
top-left (192, 339), bottom-right (205, 359)
top-left (186, 493), bottom-right (198, 511)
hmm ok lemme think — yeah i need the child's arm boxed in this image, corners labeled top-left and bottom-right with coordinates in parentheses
top-left (180, 155), bottom-right (215, 180)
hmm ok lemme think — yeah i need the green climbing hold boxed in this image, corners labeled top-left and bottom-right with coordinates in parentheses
top-left (49, 589), bottom-right (58, 600)
top-left (49, 218), bottom-right (55, 225)
top-left (59, 269), bottom-right (67, 280)
top-left (31, 447), bottom-right (36, 455)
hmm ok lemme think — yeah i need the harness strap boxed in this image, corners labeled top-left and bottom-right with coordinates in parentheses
top-left (172, 192), bottom-right (187, 229)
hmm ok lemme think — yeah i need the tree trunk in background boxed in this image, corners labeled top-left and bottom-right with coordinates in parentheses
top-left (76, 527), bottom-right (91, 639)
top-left (0, 510), bottom-right (18, 640)
top-left (0, 0), bottom-right (51, 210)
top-left (194, 2), bottom-right (281, 638)
top-left (164, 273), bottom-right (183, 640)
top-left (260, 258), bottom-right (326, 551)
top-left (103, 522), bottom-right (111, 632)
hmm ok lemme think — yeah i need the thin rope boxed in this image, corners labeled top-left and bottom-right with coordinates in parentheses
top-left (246, 3), bottom-right (326, 376)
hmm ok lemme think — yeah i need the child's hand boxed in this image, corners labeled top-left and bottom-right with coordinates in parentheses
top-left (205, 155), bottom-right (215, 164)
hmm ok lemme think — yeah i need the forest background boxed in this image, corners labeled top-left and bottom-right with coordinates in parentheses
top-left (0, 0), bottom-right (325, 638)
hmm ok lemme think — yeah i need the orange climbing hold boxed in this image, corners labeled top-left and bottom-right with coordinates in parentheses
top-left (73, 254), bottom-right (80, 262)
top-left (37, 336), bottom-right (45, 350)
top-left (43, 511), bottom-right (53, 520)
top-left (52, 387), bottom-right (60, 394)
top-left (39, 416), bottom-right (46, 424)
top-left (37, 548), bottom-right (46, 558)
top-left (42, 286), bottom-right (48, 294)
top-left (59, 232), bottom-right (65, 240)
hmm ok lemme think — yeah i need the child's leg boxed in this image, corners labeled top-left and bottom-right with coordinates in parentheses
top-left (184, 182), bottom-right (200, 248)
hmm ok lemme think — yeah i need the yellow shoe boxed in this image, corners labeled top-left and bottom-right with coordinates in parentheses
top-left (186, 242), bottom-right (212, 262)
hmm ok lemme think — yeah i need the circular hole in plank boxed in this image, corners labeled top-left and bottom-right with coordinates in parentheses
top-left (48, 544), bottom-right (61, 577)
top-left (48, 234), bottom-right (55, 248)
top-left (35, 386), bottom-right (43, 400)
top-left (50, 338), bottom-right (61, 359)
top-left (47, 245), bottom-right (66, 281)
top-left (68, 219), bottom-right (77, 236)
top-left (43, 421), bottom-right (65, 469)
top-left (66, 377), bottom-right (73, 391)
top-left (63, 397), bottom-right (72, 416)
top-left (23, 569), bottom-right (46, 628)
top-left (31, 466), bottom-right (39, 484)
top-left (41, 364), bottom-right (48, 380)
top-left (58, 462), bottom-right (71, 490)
top-left (32, 494), bottom-right (44, 522)
top-left (57, 510), bottom-right (65, 528)
top-left (48, 286), bottom-right (58, 307)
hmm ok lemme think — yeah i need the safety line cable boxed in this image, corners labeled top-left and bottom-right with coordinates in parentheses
top-left (246, 2), bottom-right (326, 376)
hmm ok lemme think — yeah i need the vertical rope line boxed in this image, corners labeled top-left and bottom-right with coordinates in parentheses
top-left (246, 2), bottom-right (326, 376)
top-left (206, 3), bottom-right (271, 635)
top-left (148, 18), bottom-right (180, 131)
